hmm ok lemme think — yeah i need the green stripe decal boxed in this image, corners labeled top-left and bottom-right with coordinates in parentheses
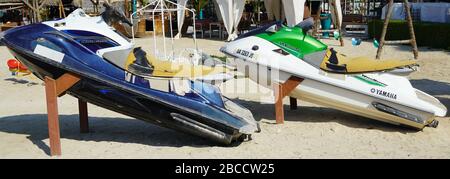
top-left (353, 75), bottom-right (387, 87)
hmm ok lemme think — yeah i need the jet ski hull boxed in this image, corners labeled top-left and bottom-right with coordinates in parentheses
top-left (283, 73), bottom-right (440, 129)
top-left (235, 57), bottom-right (444, 129)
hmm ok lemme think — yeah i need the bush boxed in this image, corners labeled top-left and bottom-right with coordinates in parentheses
top-left (368, 20), bottom-right (450, 50)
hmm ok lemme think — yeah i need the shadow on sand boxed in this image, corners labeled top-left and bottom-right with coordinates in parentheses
top-left (411, 79), bottom-right (450, 117)
top-left (1, 79), bottom-right (447, 155)
top-left (0, 114), bottom-right (215, 155)
top-left (234, 99), bottom-right (420, 134)
top-left (390, 44), bottom-right (450, 55)
top-left (4, 78), bottom-right (40, 86)
top-left (232, 79), bottom-right (450, 131)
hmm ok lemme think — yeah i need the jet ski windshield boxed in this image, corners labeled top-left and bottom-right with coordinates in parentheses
top-left (234, 21), bottom-right (282, 40)
top-left (101, 2), bottom-right (132, 27)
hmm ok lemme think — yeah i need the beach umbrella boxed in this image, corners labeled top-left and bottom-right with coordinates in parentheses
top-left (175, 0), bottom-right (188, 39)
top-left (215, 0), bottom-right (245, 41)
top-left (282, 0), bottom-right (305, 27)
top-left (263, 0), bottom-right (282, 21)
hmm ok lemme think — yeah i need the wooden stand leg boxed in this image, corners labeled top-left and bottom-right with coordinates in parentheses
top-left (289, 97), bottom-right (298, 110)
top-left (43, 73), bottom-right (81, 156)
top-left (273, 77), bottom-right (304, 124)
top-left (274, 83), bottom-right (285, 124)
top-left (78, 99), bottom-right (89, 133)
top-left (45, 77), bottom-right (61, 156)
top-left (376, 0), bottom-right (394, 59)
top-left (403, 0), bottom-right (419, 59)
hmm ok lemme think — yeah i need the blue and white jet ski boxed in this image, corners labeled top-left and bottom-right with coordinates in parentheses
top-left (0, 5), bottom-right (259, 144)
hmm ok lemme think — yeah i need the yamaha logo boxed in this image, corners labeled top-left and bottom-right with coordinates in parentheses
top-left (370, 88), bottom-right (397, 100)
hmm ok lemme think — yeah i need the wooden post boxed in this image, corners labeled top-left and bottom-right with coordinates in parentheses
top-left (403, 0), bottom-right (419, 59)
top-left (274, 83), bottom-right (285, 124)
top-left (273, 76), bottom-right (304, 124)
top-left (376, 0), bottom-right (394, 59)
top-left (78, 99), bottom-right (89, 133)
top-left (376, 0), bottom-right (418, 59)
top-left (43, 73), bottom-right (82, 156)
top-left (59, 0), bottom-right (66, 18)
top-left (331, 0), bottom-right (344, 46)
top-left (289, 97), bottom-right (298, 110)
top-left (45, 77), bottom-right (61, 156)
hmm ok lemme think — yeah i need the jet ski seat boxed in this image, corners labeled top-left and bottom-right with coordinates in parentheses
top-left (124, 47), bottom-right (232, 79)
top-left (127, 47), bottom-right (154, 76)
top-left (320, 48), bottom-right (418, 74)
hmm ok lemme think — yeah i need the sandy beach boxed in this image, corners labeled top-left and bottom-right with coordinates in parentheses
top-left (0, 36), bottom-right (449, 158)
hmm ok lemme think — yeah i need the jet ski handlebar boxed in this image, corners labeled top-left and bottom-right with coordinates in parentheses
top-left (101, 2), bottom-right (133, 27)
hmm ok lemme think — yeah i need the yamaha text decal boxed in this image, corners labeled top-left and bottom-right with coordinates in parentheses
top-left (371, 88), bottom-right (397, 100)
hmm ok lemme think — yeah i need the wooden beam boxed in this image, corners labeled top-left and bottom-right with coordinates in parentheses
top-left (44, 73), bottom-right (81, 156)
top-left (273, 76), bottom-right (304, 124)
top-left (274, 83), bottom-right (284, 124)
top-left (55, 73), bottom-right (81, 96)
top-left (384, 39), bottom-right (412, 45)
top-left (376, 0), bottom-right (394, 59)
top-left (403, 0), bottom-right (419, 59)
top-left (289, 97), bottom-right (298, 110)
top-left (78, 99), bottom-right (89, 133)
top-left (45, 76), bottom-right (61, 156)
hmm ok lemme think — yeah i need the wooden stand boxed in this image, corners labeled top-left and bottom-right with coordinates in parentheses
top-left (273, 76), bottom-right (304, 124)
top-left (44, 73), bottom-right (88, 156)
top-left (376, 0), bottom-right (418, 59)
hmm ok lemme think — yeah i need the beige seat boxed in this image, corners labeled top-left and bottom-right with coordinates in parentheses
top-left (320, 48), bottom-right (418, 74)
top-left (124, 48), bottom-right (232, 79)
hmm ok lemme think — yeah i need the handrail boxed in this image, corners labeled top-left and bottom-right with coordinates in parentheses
top-left (129, 0), bottom-right (198, 60)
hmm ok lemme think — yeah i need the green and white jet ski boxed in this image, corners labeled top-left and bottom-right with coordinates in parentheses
top-left (220, 19), bottom-right (447, 129)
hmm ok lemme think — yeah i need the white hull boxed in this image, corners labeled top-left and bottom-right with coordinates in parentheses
top-left (223, 36), bottom-right (447, 129)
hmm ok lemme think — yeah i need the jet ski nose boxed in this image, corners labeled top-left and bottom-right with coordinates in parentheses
top-left (239, 122), bottom-right (260, 134)
top-left (222, 96), bottom-right (259, 134)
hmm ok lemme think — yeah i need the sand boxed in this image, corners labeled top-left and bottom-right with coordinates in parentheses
top-left (0, 36), bottom-right (449, 159)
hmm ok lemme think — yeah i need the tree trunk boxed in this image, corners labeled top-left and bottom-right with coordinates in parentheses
top-left (36, 0), bottom-right (42, 22)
